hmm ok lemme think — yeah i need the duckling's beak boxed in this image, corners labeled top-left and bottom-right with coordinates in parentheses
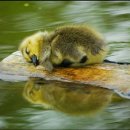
top-left (31, 55), bottom-right (39, 66)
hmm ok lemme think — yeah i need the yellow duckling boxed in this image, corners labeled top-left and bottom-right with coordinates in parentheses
top-left (19, 24), bottom-right (108, 71)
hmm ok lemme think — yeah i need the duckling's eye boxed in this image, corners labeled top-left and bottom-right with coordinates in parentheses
top-left (26, 47), bottom-right (30, 55)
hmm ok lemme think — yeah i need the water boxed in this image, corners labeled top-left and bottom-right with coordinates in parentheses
top-left (0, 1), bottom-right (130, 129)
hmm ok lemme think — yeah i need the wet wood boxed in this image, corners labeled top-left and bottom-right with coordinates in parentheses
top-left (0, 51), bottom-right (130, 99)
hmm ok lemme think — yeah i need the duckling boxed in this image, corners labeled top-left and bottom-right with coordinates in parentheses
top-left (19, 24), bottom-right (108, 71)
top-left (19, 31), bottom-right (53, 71)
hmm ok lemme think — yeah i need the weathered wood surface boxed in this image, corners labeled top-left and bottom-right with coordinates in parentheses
top-left (0, 51), bottom-right (130, 99)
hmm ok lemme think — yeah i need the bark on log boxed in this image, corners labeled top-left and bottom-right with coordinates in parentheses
top-left (0, 51), bottom-right (130, 99)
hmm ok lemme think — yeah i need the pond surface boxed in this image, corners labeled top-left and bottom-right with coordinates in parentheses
top-left (0, 1), bottom-right (130, 129)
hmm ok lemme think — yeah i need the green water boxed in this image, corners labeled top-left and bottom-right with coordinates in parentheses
top-left (0, 1), bottom-right (130, 129)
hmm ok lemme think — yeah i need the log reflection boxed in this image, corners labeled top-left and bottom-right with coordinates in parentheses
top-left (23, 78), bottom-right (113, 116)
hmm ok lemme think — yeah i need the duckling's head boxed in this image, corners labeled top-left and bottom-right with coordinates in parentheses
top-left (19, 31), bottom-right (49, 66)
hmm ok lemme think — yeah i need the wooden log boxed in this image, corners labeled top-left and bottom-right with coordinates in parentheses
top-left (0, 51), bottom-right (130, 99)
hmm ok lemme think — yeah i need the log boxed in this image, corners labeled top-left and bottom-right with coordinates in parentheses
top-left (0, 51), bottom-right (130, 99)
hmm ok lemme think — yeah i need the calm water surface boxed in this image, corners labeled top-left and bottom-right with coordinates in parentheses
top-left (0, 1), bottom-right (130, 129)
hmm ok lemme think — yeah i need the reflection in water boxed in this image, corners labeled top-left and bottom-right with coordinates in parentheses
top-left (0, 1), bottom-right (130, 129)
top-left (23, 78), bottom-right (113, 116)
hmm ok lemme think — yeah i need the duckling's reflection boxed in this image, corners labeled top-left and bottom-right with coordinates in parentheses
top-left (23, 78), bottom-right (113, 116)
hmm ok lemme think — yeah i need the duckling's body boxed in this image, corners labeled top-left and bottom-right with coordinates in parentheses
top-left (19, 24), bottom-right (108, 71)
top-left (49, 25), bottom-right (107, 67)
